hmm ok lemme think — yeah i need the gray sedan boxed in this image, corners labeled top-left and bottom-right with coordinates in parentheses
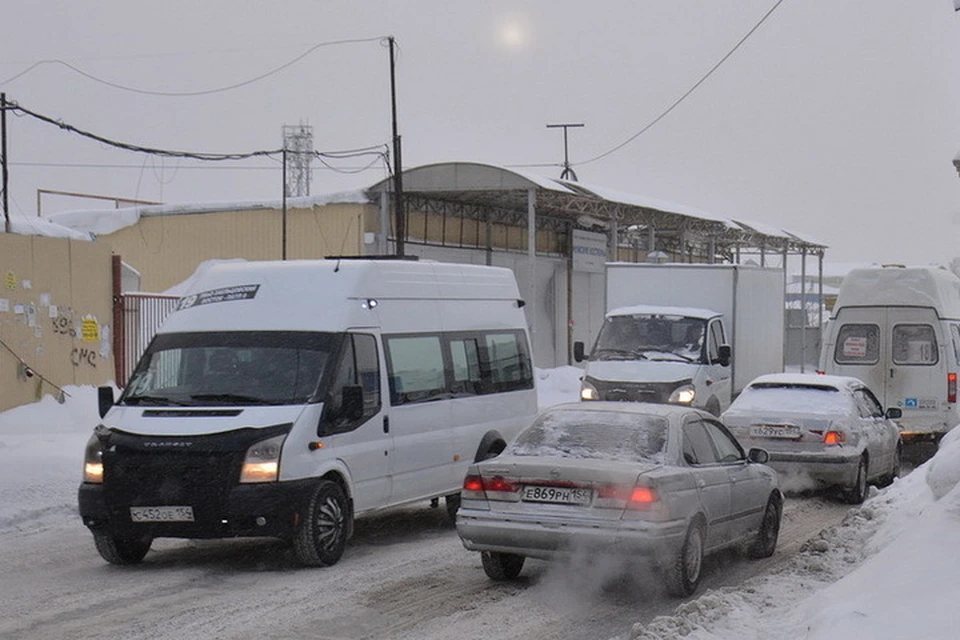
top-left (456, 402), bottom-right (782, 597)
top-left (722, 373), bottom-right (903, 504)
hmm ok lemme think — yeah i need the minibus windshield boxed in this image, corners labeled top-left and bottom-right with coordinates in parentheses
top-left (121, 331), bottom-right (339, 406)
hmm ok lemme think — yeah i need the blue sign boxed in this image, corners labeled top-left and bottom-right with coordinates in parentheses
top-left (904, 398), bottom-right (918, 409)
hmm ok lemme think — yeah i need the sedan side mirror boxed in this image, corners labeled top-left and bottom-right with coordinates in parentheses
top-left (885, 407), bottom-right (902, 420)
top-left (573, 341), bottom-right (586, 363)
top-left (746, 447), bottom-right (769, 464)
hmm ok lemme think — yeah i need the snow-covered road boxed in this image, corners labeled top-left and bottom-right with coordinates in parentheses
top-left (0, 489), bottom-right (851, 640)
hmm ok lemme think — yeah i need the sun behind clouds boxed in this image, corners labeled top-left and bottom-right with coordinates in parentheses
top-left (496, 16), bottom-right (531, 52)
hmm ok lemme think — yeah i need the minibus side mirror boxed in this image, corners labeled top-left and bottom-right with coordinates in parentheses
top-left (716, 344), bottom-right (732, 367)
top-left (98, 386), bottom-right (115, 419)
top-left (573, 341), bottom-right (586, 363)
top-left (886, 407), bottom-right (902, 420)
top-left (342, 385), bottom-right (364, 421)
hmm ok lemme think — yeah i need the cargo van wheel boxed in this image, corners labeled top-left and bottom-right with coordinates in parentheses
top-left (92, 531), bottom-right (152, 565)
top-left (293, 480), bottom-right (350, 567)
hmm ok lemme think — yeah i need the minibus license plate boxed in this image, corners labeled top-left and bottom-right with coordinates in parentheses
top-left (522, 485), bottom-right (592, 505)
top-left (750, 424), bottom-right (801, 439)
top-left (130, 506), bottom-right (195, 522)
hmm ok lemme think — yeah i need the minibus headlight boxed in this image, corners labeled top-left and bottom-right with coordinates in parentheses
top-left (240, 433), bottom-right (288, 483)
top-left (580, 379), bottom-right (599, 401)
top-left (669, 384), bottom-right (696, 405)
top-left (83, 428), bottom-right (108, 483)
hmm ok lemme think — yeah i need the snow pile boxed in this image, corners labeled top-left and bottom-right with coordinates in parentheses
top-left (630, 428), bottom-right (960, 640)
top-left (7, 214), bottom-right (95, 240)
top-left (535, 365), bottom-right (583, 409)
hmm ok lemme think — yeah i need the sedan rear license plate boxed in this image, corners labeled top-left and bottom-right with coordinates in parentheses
top-left (750, 424), bottom-right (801, 439)
top-left (130, 506), bottom-right (195, 523)
top-left (522, 485), bottom-right (592, 505)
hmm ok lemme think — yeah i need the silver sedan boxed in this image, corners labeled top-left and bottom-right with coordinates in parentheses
top-left (455, 402), bottom-right (782, 597)
top-left (722, 373), bottom-right (903, 504)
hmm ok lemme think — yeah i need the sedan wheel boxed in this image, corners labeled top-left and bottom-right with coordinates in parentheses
top-left (292, 480), bottom-right (350, 567)
top-left (481, 551), bottom-right (525, 580)
top-left (845, 457), bottom-right (868, 505)
top-left (663, 520), bottom-right (704, 597)
top-left (747, 495), bottom-right (781, 559)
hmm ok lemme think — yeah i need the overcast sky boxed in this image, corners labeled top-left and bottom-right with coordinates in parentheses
top-left (2, 1), bottom-right (959, 265)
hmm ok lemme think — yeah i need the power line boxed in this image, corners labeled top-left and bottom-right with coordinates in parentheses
top-left (575, 0), bottom-right (787, 167)
top-left (0, 37), bottom-right (389, 97)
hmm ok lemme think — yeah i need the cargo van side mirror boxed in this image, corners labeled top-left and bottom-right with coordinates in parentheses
top-left (886, 407), bottom-right (902, 420)
top-left (98, 386), bottom-right (114, 419)
top-left (716, 344), bottom-right (732, 367)
top-left (342, 385), bottom-right (365, 421)
top-left (573, 341), bottom-right (586, 363)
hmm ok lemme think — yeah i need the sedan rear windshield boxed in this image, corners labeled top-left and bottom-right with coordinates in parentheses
top-left (510, 409), bottom-right (667, 463)
top-left (732, 383), bottom-right (850, 414)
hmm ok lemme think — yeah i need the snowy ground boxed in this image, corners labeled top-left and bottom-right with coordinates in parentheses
top-left (2, 367), bottom-right (959, 639)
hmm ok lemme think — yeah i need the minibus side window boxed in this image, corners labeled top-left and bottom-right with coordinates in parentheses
top-left (482, 331), bottom-right (534, 393)
top-left (892, 324), bottom-right (938, 365)
top-left (321, 333), bottom-right (381, 434)
top-left (950, 325), bottom-right (960, 363)
top-left (834, 324), bottom-right (880, 365)
top-left (384, 335), bottom-right (447, 405)
top-left (448, 336), bottom-right (483, 395)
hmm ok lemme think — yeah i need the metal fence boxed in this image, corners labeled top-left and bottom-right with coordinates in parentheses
top-left (119, 293), bottom-right (179, 387)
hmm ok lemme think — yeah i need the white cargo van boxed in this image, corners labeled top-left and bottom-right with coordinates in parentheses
top-left (819, 265), bottom-right (960, 444)
top-left (79, 258), bottom-right (538, 566)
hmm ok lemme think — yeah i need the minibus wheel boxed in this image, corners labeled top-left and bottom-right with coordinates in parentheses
top-left (93, 531), bottom-right (152, 565)
top-left (293, 480), bottom-right (350, 566)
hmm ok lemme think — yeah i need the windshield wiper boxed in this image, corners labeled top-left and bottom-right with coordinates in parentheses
top-left (593, 348), bottom-right (648, 361)
top-left (638, 350), bottom-right (695, 363)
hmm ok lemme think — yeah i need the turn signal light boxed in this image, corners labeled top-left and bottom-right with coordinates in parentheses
top-left (823, 430), bottom-right (846, 445)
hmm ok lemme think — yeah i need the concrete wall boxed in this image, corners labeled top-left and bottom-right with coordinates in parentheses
top-left (0, 234), bottom-right (115, 412)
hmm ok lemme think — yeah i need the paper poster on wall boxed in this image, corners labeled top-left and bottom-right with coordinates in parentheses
top-left (0, 299), bottom-right (8, 312)
top-left (22, 280), bottom-right (32, 290)
top-left (81, 315), bottom-right (100, 342)
top-left (26, 304), bottom-right (37, 327)
top-left (99, 325), bottom-right (111, 358)
top-left (40, 293), bottom-right (51, 306)
top-left (49, 305), bottom-right (58, 318)
top-left (14, 304), bottom-right (24, 315)
top-left (4, 272), bottom-right (15, 289)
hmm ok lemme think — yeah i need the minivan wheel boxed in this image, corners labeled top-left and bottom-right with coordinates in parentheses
top-left (481, 551), bottom-right (525, 580)
top-left (93, 531), bottom-right (152, 565)
top-left (293, 480), bottom-right (350, 567)
top-left (845, 457), bottom-right (868, 505)
top-left (663, 520), bottom-right (704, 597)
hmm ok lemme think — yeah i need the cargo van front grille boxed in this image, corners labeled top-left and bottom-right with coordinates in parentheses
top-left (589, 379), bottom-right (679, 403)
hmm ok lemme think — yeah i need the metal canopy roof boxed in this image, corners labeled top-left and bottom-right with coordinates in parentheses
top-left (367, 162), bottom-right (827, 257)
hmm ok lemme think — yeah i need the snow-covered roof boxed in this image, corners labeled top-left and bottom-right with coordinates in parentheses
top-left (46, 190), bottom-right (369, 236)
top-left (835, 265), bottom-right (960, 317)
top-left (4, 215), bottom-right (95, 241)
top-left (607, 304), bottom-right (722, 319)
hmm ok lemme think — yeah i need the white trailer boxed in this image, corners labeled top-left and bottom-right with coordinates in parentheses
top-left (575, 263), bottom-right (784, 414)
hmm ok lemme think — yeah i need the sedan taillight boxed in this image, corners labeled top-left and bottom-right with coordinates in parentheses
top-left (462, 474), bottom-right (519, 501)
top-left (823, 430), bottom-right (847, 445)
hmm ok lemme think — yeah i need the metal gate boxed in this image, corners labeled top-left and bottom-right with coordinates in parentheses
top-left (118, 293), bottom-right (179, 387)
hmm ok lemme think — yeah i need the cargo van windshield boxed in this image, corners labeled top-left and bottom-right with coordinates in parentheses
top-left (121, 331), bottom-right (338, 407)
top-left (592, 314), bottom-right (706, 363)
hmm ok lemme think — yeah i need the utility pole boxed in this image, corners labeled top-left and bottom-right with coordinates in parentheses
top-left (546, 122), bottom-right (584, 182)
top-left (2, 93), bottom-right (9, 233)
top-left (389, 36), bottom-right (405, 256)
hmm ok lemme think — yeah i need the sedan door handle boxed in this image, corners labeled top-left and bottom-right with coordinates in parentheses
top-left (697, 478), bottom-right (706, 489)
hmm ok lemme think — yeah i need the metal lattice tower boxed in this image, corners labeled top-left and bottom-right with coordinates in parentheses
top-left (282, 123), bottom-right (313, 197)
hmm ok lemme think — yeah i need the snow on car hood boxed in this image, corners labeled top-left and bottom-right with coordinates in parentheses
top-left (584, 359), bottom-right (699, 384)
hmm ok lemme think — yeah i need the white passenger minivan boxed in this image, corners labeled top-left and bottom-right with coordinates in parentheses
top-left (819, 265), bottom-right (960, 445)
top-left (79, 258), bottom-right (538, 566)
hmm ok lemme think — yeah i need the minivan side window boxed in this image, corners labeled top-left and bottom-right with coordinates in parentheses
top-left (385, 335), bottom-right (447, 404)
top-left (385, 330), bottom-right (534, 406)
top-left (322, 333), bottom-right (382, 435)
top-left (892, 324), bottom-right (938, 365)
top-left (834, 324), bottom-right (880, 365)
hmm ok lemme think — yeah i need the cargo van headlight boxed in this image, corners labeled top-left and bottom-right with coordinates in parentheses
top-left (669, 384), bottom-right (696, 405)
top-left (580, 379), bottom-right (599, 401)
top-left (240, 434), bottom-right (287, 483)
top-left (83, 429), bottom-right (107, 484)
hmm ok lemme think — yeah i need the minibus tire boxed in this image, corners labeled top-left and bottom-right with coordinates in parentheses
top-left (293, 481), bottom-right (350, 567)
top-left (444, 493), bottom-right (461, 523)
top-left (93, 531), bottom-right (152, 565)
